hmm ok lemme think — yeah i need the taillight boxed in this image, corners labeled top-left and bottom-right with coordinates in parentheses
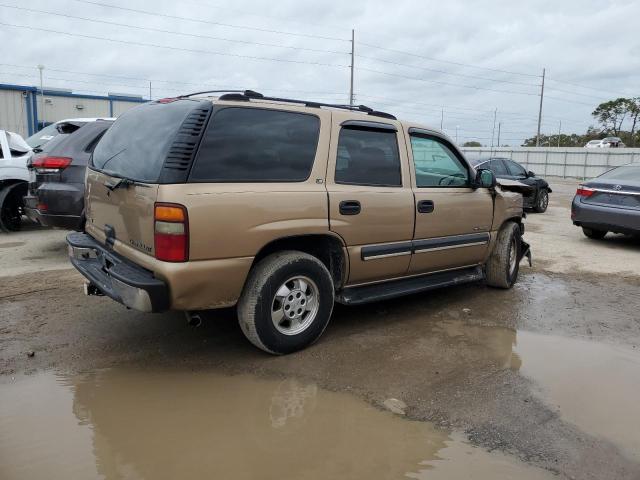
top-left (576, 186), bottom-right (595, 198)
top-left (32, 156), bottom-right (72, 172)
top-left (154, 203), bottom-right (188, 262)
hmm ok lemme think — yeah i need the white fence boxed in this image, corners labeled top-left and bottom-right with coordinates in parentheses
top-left (460, 147), bottom-right (640, 179)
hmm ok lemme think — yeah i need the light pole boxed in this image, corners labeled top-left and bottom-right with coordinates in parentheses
top-left (37, 64), bottom-right (44, 128)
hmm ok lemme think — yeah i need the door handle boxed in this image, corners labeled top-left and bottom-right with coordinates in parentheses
top-left (417, 200), bottom-right (434, 213)
top-left (339, 200), bottom-right (361, 215)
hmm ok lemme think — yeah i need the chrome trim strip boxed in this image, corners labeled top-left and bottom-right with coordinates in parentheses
top-left (591, 188), bottom-right (640, 196)
top-left (414, 240), bottom-right (488, 254)
top-left (363, 251), bottom-right (412, 261)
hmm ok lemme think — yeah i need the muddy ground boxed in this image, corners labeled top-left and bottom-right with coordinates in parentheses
top-left (1, 178), bottom-right (639, 480)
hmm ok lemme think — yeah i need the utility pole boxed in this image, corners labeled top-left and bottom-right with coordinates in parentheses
top-left (536, 68), bottom-right (546, 147)
top-left (557, 120), bottom-right (562, 147)
top-left (497, 122), bottom-right (501, 147)
top-left (440, 108), bottom-right (444, 130)
top-left (455, 125), bottom-right (459, 145)
top-left (349, 29), bottom-right (355, 107)
top-left (37, 64), bottom-right (44, 128)
top-left (491, 108), bottom-right (497, 147)
top-left (149, 81), bottom-right (152, 101)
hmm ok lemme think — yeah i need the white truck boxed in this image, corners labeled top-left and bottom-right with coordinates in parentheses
top-left (0, 130), bottom-right (31, 232)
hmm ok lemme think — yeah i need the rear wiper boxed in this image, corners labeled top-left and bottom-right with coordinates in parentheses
top-left (104, 177), bottom-right (150, 191)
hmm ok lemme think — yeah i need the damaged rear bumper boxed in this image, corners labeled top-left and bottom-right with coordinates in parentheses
top-left (66, 232), bottom-right (169, 313)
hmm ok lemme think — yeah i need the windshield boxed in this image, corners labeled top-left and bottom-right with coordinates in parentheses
top-left (91, 100), bottom-right (197, 183)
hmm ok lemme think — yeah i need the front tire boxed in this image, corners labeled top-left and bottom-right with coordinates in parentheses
top-left (582, 227), bottom-right (607, 240)
top-left (237, 251), bottom-right (334, 354)
top-left (485, 222), bottom-right (521, 289)
top-left (534, 188), bottom-right (549, 213)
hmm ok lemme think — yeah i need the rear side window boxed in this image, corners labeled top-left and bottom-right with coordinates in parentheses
top-left (190, 108), bottom-right (320, 182)
top-left (335, 128), bottom-right (401, 186)
top-left (92, 100), bottom-right (197, 182)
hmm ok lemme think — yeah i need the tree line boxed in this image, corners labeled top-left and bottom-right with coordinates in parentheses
top-left (521, 97), bottom-right (640, 147)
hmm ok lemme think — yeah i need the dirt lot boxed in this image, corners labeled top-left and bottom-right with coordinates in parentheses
top-left (1, 178), bottom-right (639, 480)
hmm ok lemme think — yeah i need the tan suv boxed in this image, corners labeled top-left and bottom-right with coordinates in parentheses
top-left (67, 90), bottom-right (531, 354)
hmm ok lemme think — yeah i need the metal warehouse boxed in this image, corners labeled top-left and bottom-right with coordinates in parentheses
top-left (0, 83), bottom-right (146, 138)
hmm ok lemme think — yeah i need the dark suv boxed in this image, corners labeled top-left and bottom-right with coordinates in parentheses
top-left (24, 120), bottom-right (113, 230)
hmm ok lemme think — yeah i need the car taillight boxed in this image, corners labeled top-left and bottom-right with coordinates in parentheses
top-left (154, 203), bottom-right (189, 262)
top-left (576, 186), bottom-right (595, 198)
top-left (32, 156), bottom-right (72, 172)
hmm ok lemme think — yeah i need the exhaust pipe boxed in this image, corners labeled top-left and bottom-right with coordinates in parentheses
top-left (185, 312), bottom-right (202, 328)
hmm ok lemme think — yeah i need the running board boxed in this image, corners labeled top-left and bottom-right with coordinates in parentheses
top-left (336, 266), bottom-right (484, 305)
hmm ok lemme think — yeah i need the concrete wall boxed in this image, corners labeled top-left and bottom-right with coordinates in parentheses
top-left (461, 147), bottom-right (640, 179)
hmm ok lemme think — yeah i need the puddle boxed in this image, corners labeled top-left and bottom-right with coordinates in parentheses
top-left (0, 369), bottom-right (553, 480)
top-left (516, 331), bottom-right (640, 461)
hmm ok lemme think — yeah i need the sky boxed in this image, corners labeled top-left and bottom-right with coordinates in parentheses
top-left (1, 0), bottom-right (639, 145)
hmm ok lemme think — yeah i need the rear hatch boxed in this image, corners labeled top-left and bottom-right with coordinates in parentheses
top-left (85, 99), bottom-right (210, 257)
top-left (581, 166), bottom-right (640, 211)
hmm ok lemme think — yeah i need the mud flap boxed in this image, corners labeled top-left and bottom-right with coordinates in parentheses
top-left (519, 239), bottom-right (532, 267)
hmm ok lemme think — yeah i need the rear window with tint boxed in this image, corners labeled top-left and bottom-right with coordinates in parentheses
top-left (92, 100), bottom-right (197, 182)
top-left (189, 107), bottom-right (320, 182)
top-left (599, 166), bottom-right (640, 182)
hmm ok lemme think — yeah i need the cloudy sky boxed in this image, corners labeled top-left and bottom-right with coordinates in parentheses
top-left (1, 0), bottom-right (638, 145)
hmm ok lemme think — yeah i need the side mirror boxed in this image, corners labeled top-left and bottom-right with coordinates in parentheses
top-left (527, 170), bottom-right (535, 178)
top-left (475, 168), bottom-right (496, 189)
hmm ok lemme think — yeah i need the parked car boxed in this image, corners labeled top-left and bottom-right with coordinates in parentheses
top-left (470, 157), bottom-right (552, 213)
top-left (25, 117), bottom-right (113, 150)
top-left (0, 130), bottom-right (31, 231)
top-left (584, 137), bottom-right (626, 148)
top-left (67, 90), bottom-right (532, 354)
top-left (24, 120), bottom-right (113, 230)
top-left (572, 163), bottom-right (640, 239)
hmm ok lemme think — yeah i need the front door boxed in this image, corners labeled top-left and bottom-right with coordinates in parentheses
top-left (327, 114), bottom-right (415, 285)
top-left (406, 129), bottom-right (494, 274)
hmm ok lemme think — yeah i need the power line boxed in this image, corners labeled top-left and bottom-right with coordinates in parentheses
top-left (357, 41), bottom-right (539, 78)
top-left (356, 54), bottom-right (540, 87)
top-left (0, 4), bottom-right (349, 56)
top-left (357, 66), bottom-right (540, 97)
top-left (0, 22), bottom-right (350, 68)
top-left (70, 0), bottom-right (349, 42)
top-left (546, 77), bottom-right (635, 98)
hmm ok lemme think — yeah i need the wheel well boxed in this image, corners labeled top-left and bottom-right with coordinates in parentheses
top-left (252, 235), bottom-right (347, 288)
top-left (499, 217), bottom-right (524, 235)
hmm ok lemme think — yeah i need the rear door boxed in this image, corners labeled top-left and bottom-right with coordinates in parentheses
top-left (327, 114), bottom-right (415, 285)
top-left (406, 129), bottom-right (494, 274)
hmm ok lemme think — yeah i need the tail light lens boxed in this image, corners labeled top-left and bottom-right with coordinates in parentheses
top-left (32, 156), bottom-right (72, 172)
top-left (576, 186), bottom-right (595, 198)
top-left (154, 203), bottom-right (188, 262)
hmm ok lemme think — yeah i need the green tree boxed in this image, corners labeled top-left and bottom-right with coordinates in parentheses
top-left (624, 97), bottom-right (640, 147)
top-left (592, 98), bottom-right (628, 135)
top-left (462, 141), bottom-right (482, 147)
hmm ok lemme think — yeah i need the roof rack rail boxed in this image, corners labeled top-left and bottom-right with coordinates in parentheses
top-left (211, 90), bottom-right (397, 120)
top-left (177, 89), bottom-right (247, 99)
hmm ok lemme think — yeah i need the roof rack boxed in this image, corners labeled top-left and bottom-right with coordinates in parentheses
top-left (178, 89), bottom-right (396, 120)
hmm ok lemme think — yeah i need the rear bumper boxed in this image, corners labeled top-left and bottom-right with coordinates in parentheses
top-left (66, 232), bottom-right (169, 313)
top-left (24, 182), bottom-right (84, 228)
top-left (572, 197), bottom-right (640, 234)
top-left (24, 203), bottom-right (82, 230)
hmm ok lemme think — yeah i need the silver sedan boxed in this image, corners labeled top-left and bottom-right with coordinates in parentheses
top-left (572, 163), bottom-right (640, 239)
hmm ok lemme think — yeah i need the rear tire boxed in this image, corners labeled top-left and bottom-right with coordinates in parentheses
top-left (534, 188), bottom-right (549, 213)
top-left (0, 183), bottom-right (26, 232)
top-left (237, 251), bottom-right (334, 355)
top-left (582, 227), bottom-right (607, 240)
top-left (485, 222), bottom-right (521, 289)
